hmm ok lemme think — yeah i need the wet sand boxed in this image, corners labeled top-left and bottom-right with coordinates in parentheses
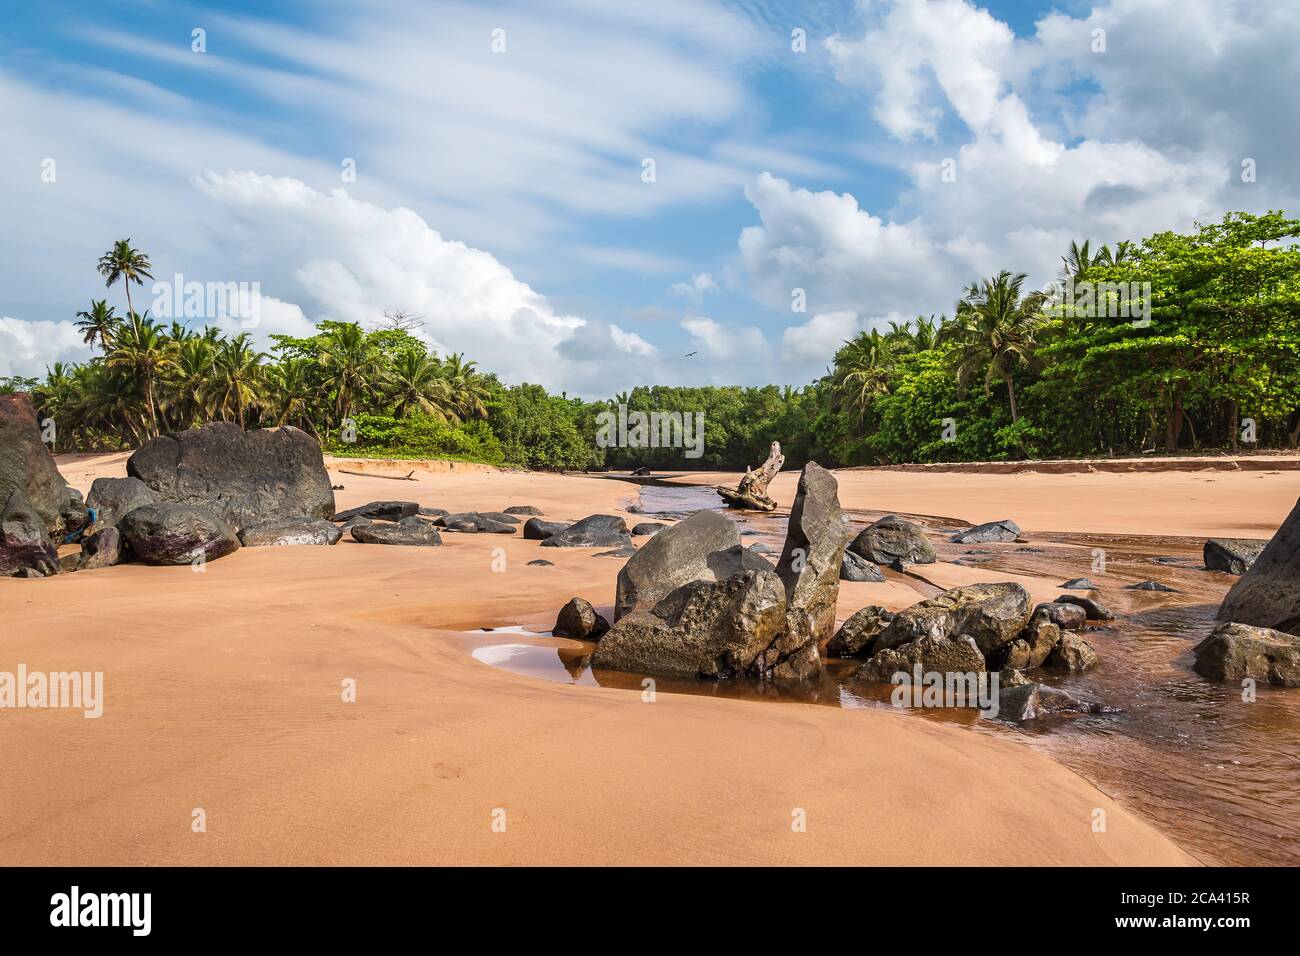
top-left (7, 452), bottom-right (1294, 865)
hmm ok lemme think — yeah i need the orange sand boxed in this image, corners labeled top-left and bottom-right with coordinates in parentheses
top-left (5, 454), bottom-right (1279, 865)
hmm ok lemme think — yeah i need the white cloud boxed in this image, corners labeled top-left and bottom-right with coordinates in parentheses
top-left (0, 318), bottom-right (93, 379)
top-left (781, 311), bottom-right (864, 364)
top-left (669, 273), bottom-right (719, 302)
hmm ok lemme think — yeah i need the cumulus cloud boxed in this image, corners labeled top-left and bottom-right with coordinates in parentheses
top-left (669, 273), bottom-right (719, 302)
top-left (0, 318), bottom-right (93, 379)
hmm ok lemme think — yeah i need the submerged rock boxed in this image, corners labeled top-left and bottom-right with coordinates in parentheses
top-left (875, 582), bottom-right (1032, 657)
top-left (118, 502), bottom-right (240, 565)
top-left (239, 517), bottom-right (344, 547)
top-left (848, 515), bottom-right (936, 566)
top-left (541, 514), bottom-right (631, 549)
top-left (1045, 632), bottom-right (1099, 672)
top-left (1204, 538), bottom-right (1266, 574)
top-left (1193, 622), bottom-right (1300, 686)
top-left (350, 516), bottom-right (442, 546)
top-left (949, 519), bottom-right (1020, 544)
top-left (840, 550), bottom-right (885, 582)
top-left (554, 597), bottom-right (610, 639)
top-left (826, 605), bottom-right (893, 658)
top-left (0, 489), bottom-right (60, 576)
top-left (127, 422), bottom-right (334, 532)
top-left (1054, 594), bottom-right (1115, 621)
top-left (1033, 601), bottom-right (1088, 630)
top-left (1216, 501), bottom-right (1300, 635)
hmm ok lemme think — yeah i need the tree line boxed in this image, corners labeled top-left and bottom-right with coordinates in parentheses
top-left (4, 211), bottom-right (1297, 470)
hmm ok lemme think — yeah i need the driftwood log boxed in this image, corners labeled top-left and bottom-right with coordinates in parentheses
top-left (717, 441), bottom-right (784, 511)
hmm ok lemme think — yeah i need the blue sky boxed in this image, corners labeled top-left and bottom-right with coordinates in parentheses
top-left (2, 0), bottom-right (1296, 395)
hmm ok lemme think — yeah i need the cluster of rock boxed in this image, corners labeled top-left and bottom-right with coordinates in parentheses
top-left (827, 581), bottom-right (1108, 722)
top-left (1194, 497), bottom-right (1300, 686)
top-left (560, 462), bottom-right (848, 684)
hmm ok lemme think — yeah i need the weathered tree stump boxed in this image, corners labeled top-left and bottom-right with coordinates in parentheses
top-left (717, 441), bottom-right (784, 511)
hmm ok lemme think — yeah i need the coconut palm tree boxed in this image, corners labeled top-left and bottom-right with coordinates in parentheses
top-left (165, 335), bottom-right (218, 430)
top-left (74, 300), bottom-right (120, 351)
top-left (320, 323), bottom-right (383, 425)
top-left (940, 270), bottom-right (1047, 424)
top-left (387, 351), bottom-right (452, 419)
top-left (440, 352), bottom-right (489, 421)
top-left (264, 357), bottom-right (317, 433)
top-left (204, 333), bottom-right (265, 428)
top-left (831, 328), bottom-right (896, 422)
top-left (97, 240), bottom-right (154, 333)
top-left (106, 315), bottom-right (173, 437)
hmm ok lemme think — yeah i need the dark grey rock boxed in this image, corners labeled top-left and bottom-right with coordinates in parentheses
top-left (335, 500), bottom-right (419, 522)
top-left (840, 550), bottom-right (885, 582)
top-left (437, 512), bottom-right (516, 533)
top-left (631, 522), bottom-right (669, 537)
top-left (1044, 632), bottom-right (1099, 672)
top-left (1126, 580), bottom-right (1179, 592)
top-left (1193, 621), bottom-right (1300, 685)
top-left (613, 511), bottom-right (742, 618)
top-left (523, 518), bottom-right (569, 540)
top-left (825, 605), bottom-right (892, 658)
top-left (848, 515), bottom-right (936, 566)
top-left (77, 526), bottom-right (124, 570)
top-left (127, 422), bottom-right (334, 532)
top-left (1032, 601), bottom-right (1088, 630)
top-left (0, 488), bottom-right (60, 576)
top-left (949, 519), bottom-right (1020, 544)
top-left (527, 559), bottom-right (555, 566)
top-left (875, 582), bottom-right (1031, 656)
top-left (418, 506), bottom-right (449, 518)
top-left (350, 516), bottom-right (442, 546)
top-left (554, 597), bottom-right (610, 639)
top-left (503, 505), bottom-right (544, 516)
top-left (1059, 578), bottom-right (1097, 590)
top-left (0, 393), bottom-right (77, 537)
top-left (856, 634), bottom-right (986, 683)
top-left (1204, 538), bottom-right (1267, 575)
top-left (86, 476), bottom-right (156, 529)
top-left (541, 514), bottom-right (630, 548)
top-left (1054, 594), bottom-right (1116, 620)
top-left (239, 517), bottom-right (344, 547)
top-left (776, 461), bottom-right (845, 662)
top-left (593, 545), bottom-right (638, 558)
top-left (1216, 497), bottom-right (1300, 635)
top-left (118, 502), bottom-right (240, 565)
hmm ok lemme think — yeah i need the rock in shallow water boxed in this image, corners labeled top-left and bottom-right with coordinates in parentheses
top-left (1216, 498), bottom-right (1300, 636)
top-left (1032, 601), bottom-right (1088, 630)
top-left (1126, 580), bottom-right (1179, 592)
top-left (1054, 594), bottom-right (1115, 620)
top-left (1059, 577), bottom-right (1097, 590)
top-left (554, 597), bottom-right (610, 639)
top-left (1204, 538), bottom-right (1266, 574)
top-left (855, 634), bottom-right (987, 684)
top-left (875, 582), bottom-right (1031, 657)
top-left (776, 461), bottom-right (847, 656)
top-left (1193, 621), bottom-right (1300, 686)
top-left (840, 550), bottom-right (885, 582)
top-left (614, 511), bottom-right (742, 618)
top-left (350, 516), bottom-right (442, 546)
top-left (848, 515), bottom-right (936, 566)
top-left (949, 518), bottom-right (1020, 544)
top-left (118, 502), bottom-right (240, 565)
top-left (1045, 632), bottom-right (1099, 672)
top-left (826, 605), bottom-right (893, 658)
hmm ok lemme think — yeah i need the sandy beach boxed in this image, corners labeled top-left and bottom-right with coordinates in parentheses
top-left (4, 453), bottom-right (1297, 866)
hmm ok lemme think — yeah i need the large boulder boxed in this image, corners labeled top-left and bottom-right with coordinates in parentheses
top-left (77, 526), bottom-right (124, 570)
top-left (127, 422), bottom-right (334, 533)
top-left (0, 393), bottom-right (77, 536)
top-left (239, 517), bottom-right (344, 547)
top-left (848, 515), bottom-right (936, 566)
top-left (350, 517), bottom-right (442, 546)
top-left (950, 519), bottom-right (1020, 544)
top-left (1193, 622), bottom-right (1300, 686)
top-left (775, 462), bottom-right (846, 657)
top-left (0, 489), bottom-right (60, 576)
top-left (553, 598), bottom-right (610, 639)
top-left (875, 583), bottom-right (1032, 657)
top-left (825, 605), bottom-right (893, 658)
top-left (613, 510), bottom-right (744, 618)
top-left (1204, 538), bottom-right (1267, 575)
top-left (86, 476), bottom-right (157, 529)
top-left (118, 502), bottom-right (240, 565)
top-left (593, 569), bottom-right (801, 680)
top-left (541, 514), bottom-right (630, 549)
top-left (856, 634), bottom-right (987, 683)
top-left (1217, 499), bottom-right (1300, 636)
top-left (334, 501), bottom-right (418, 522)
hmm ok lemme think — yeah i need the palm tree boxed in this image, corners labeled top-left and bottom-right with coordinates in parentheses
top-left (165, 335), bottom-right (217, 430)
top-left (264, 357), bottom-right (317, 433)
top-left (940, 270), bottom-right (1047, 424)
top-left (831, 328), bottom-right (895, 422)
top-left (440, 352), bottom-right (489, 421)
top-left (204, 333), bottom-right (265, 428)
top-left (97, 240), bottom-right (154, 333)
top-left (106, 315), bottom-right (173, 437)
top-left (320, 323), bottom-right (383, 425)
top-left (75, 300), bottom-right (120, 351)
top-left (387, 351), bottom-right (452, 419)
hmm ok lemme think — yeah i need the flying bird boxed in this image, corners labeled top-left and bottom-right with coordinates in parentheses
top-left (684, 350), bottom-right (698, 357)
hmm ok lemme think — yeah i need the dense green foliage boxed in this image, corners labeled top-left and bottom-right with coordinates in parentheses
top-left (9, 213), bottom-right (1298, 470)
